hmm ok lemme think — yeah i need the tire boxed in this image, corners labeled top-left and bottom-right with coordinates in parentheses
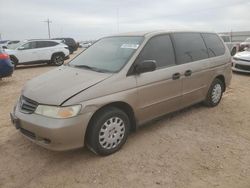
top-left (51, 53), bottom-right (64, 66)
top-left (10, 56), bottom-right (18, 68)
top-left (204, 78), bottom-right (224, 107)
top-left (231, 47), bottom-right (237, 56)
top-left (86, 107), bottom-right (130, 155)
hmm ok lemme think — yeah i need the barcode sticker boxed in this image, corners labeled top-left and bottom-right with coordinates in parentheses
top-left (121, 44), bottom-right (139, 49)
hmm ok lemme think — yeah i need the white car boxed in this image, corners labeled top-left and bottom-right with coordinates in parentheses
top-left (0, 40), bottom-right (20, 49)
top-left (232, 50), bottom-right (250, 73)
top-left (5, 39), bottom-right (70, 67)
top-left (79, 41), bottom-right (92, 48)
top-left (219, 34), bottom-right (239, 56)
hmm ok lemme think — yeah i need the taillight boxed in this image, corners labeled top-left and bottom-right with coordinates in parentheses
top-left (0, 53), bottom-right (9, 60)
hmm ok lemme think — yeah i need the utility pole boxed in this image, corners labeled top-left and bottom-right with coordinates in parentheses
top-left (116, 8), bottom-right (119, 33)
top-left (43, 18), bottom-right (52, 39)
top-left (0, 33), bottom-right (2, 40)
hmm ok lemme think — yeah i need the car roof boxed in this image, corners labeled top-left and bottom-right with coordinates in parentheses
top-left (26, 39), bottom-right (62, 43)
top-left (110, 30), bottom-right (217, 38)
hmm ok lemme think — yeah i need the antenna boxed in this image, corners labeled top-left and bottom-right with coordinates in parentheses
top-left (43, 18), bottom-right (52, 39)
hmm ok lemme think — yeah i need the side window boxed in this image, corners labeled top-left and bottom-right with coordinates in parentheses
top-left (36, 41), bottom-right (48, 48)
top-left (36, 41), bottom-right (58, 48)
top-left (172, 33), bottom-right (208, 64)
top-left (136, 35), bottom-right (176, 68)
top-left (21, 42), bottom-right (36, 50)
top-left (202, 33), bottom-right (225, 57)
top-left (47, 41), bottom-right (58, 47)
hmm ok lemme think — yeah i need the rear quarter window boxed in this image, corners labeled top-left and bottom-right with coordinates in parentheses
top-left (202, 33), bottom-right (225, 57)
top-left (172, 33), bottom-right (208, 64)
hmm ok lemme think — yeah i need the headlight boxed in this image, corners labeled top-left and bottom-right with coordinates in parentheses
top-left (35, 105), bottom-right (81, 119)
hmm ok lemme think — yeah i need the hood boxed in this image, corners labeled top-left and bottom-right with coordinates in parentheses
top-left (22, 65), bottom-right (112, 105)
top-left (234, 51), bottom-right (250, 61)
top-left (240, 42), bottom-right (250, 46)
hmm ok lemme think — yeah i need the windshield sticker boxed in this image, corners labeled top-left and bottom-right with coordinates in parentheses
top-left (121, 44), bottom-right (139, 49)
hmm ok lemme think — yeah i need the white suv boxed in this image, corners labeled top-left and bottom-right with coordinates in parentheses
top-left (5, 40), bottom-right (70, 67)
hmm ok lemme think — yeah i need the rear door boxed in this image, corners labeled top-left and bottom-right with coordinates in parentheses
top-left (135, 34), bottom-right (182, 124)
top-left (171, 32), bottom-right (211, 107)
top-left (36, 41), bottom-right (58, 60)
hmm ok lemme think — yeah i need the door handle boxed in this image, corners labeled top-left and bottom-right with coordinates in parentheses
top-left (184, 70), bottom-right (192, 77)
top-left (172, 72), bottom-right (181, 80)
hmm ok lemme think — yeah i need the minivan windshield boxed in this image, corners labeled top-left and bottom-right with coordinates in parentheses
top-left (69, 36), bottom-right (143, 73)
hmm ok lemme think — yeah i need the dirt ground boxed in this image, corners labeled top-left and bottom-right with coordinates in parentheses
top-left (0, 51), bottom-right (250, 188)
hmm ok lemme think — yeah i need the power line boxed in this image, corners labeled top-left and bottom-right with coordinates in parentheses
top-left (43, 18), bottom-right (52, 39)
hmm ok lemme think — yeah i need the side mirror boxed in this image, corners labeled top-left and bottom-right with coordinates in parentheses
top-left (18, 46), bottom-right (25, 50)
top-left (135, 60), bottom-right (156, 74)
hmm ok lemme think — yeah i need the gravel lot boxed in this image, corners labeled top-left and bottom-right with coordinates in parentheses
top-left (0, 51), bottom-right (250, 188)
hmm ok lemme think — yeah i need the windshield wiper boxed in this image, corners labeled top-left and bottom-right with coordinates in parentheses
top-left (71, 64), bottom-right (111, 73)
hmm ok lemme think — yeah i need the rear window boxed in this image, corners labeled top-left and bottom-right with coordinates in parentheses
top-left (172, 33), bottom-right (208, 64)
top-left (202, 33), bottom-right (225, 57)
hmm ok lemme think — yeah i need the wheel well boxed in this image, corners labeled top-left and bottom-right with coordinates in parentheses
top-left (51, 52), bottom-right (65, 60)
top-left (9, 55), bottom-right (18, 63)
top-left (84, 102), bottom-right (137, 142)
top-left (215, 75), bottom-right (226, 92)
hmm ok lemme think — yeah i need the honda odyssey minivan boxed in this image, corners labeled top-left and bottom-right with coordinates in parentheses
top-left (10, 31), bottom-right (232, 155)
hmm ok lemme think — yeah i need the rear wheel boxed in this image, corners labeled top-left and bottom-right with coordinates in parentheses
top-left (204, 78), bottom-right (224, 107)
top-left (86, 107), bottom-right (130, 155)
top-left (51, 54), bottom-right (64, 66)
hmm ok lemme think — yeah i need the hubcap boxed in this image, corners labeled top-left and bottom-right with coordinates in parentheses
top-left (99, 117), bottom-right (125, 149)
top-left (54, 56), bottom-right (63, 65)
top-left (211, 83), bottom-right (222, 104)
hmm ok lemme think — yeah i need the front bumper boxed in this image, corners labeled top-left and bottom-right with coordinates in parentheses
top-left (232, 60), bottom-right (250, 73)
top-left (10, 103), bottom-right (93, 151)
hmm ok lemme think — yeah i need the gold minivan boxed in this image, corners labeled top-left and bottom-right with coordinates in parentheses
top-left (10, 31), bottom-right (232, 155)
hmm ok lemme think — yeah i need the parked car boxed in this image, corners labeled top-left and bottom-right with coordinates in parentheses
top-left (10, 31), bottom-right (232, 155)
top-left (53, 38), bottom-right (78, 54)
top-left (219, 34), bottom-right (239, 56)
top-left (79, 41), bottom-right (92, 48)
top-left (0, 40), bottom-right (20, 49)
top-left (232, 50), bottom-right (250, 73)
top-left (239, 38), bottom-right (250, 51)
top-left (0, 48), bottom-right (14, 78)
top-left (5, 39), bottom-right (69, 67)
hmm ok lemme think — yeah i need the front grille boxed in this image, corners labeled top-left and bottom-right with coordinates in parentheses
top-left (19, 96), bottom-right (38, 114)
top-left (20, 127), bottom-right (36, 140)
top-left (235, 64), bottom-right (250, 71)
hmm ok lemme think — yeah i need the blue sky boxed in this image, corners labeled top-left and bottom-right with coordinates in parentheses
top-left (0, 0), bottom-right (250, 41)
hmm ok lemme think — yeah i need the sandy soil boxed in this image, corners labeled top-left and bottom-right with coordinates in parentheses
top-left (0, 52), bottom-right (250, 187)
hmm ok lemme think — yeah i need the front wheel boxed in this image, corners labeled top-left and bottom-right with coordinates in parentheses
top-left (86, 107), bottom-right (130, 155)
top-left (10, 56), bottom-right (18, 68)
top-left (231, 47), bottom-right (237, 56)
top-left (204, 78), bottom-right (224, 107)
top-left (51, 54), bottom-right (64, 66)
